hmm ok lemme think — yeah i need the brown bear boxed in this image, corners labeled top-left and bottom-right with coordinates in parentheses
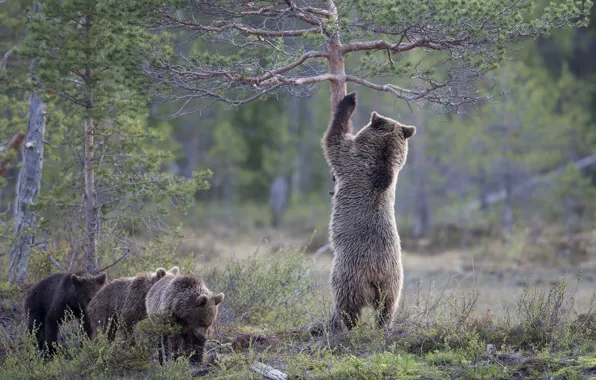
top-left (24, 271), bottom-right (107, 354)
top-left (322, 92), bottom-right (415, 331)
top-left (88, 266), bottom-right (179, 341)
top-left (146, 273), bottom-right (224, 364)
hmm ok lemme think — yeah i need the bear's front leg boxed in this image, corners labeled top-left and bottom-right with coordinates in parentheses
top-left (44, 317), bottom-right (59, 355)
top-left (186, 330), bottom-right (206, 365)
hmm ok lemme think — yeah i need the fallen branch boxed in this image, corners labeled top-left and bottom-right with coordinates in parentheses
top-left (250, 362), bottom-right (288, 380)
top-left (49, 256), bottom-right (61, 270)
top-left (312, 242), bottom-right (330, 265)
top-left (447, 153), bottom-right (596, 221)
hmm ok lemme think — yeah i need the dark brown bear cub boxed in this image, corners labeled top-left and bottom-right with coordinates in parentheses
top-left (88, 266), bottom-right (179, 341)
top-left (146, 273), bottom-right (224, 365)
top-left (24, 271), bottom-right (107, 354)
top-left (322, 92), bottom-right (415, 332)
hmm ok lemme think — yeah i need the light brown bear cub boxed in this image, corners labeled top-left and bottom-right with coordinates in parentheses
top-left (146, 273), bottom-right (224, 364)
top-left (88, 266), bottom-right (179, 340)
top-left (322, 92), bottom-right (415, 331)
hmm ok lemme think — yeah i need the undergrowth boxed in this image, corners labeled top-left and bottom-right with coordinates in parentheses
top-left (1, 249), bottom-right (595, 379)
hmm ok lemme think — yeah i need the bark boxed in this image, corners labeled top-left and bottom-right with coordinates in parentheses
top-left (250, 362), bottom-right (288, 380)
top-left (9, 61), bottom-right (46, 285)
top-left (327, 35), bottom-right (347, 112)
top-left (84, 117), bottom-right (99, 272)
top-left (326, 2), bottom-right (346, 112)
top-left (82, 15), bottom-right (99, 273)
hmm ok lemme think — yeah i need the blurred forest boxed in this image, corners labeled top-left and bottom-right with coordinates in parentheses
top-left (0, 0), bottom-right (595, 284)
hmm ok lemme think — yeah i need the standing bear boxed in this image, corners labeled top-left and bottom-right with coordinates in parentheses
top-left (322, 92), bottom-right (415, 331)
top-left (146, 273), bottom-right (224, 364)
top-left (88, 266), bottom-right (179, 341)
top-left (24, 271), bottom-right (107, 354)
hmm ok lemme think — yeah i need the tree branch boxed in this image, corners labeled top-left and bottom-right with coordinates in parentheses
top-left (341, 37), bottom-right (470, 55)
top-left (96, 248), bottom-right (130, 273)
top-left (160, 13), bottom-right (320, 37)
top-left (0, 47), bottom-right (15, 74)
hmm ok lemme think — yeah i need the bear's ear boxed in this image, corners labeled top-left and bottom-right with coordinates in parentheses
top-left (71, 274), bottom-right (84, 285)
top-left (370, 111), bottom-right (380, 124)
top-left (196, 294), bottom-right (208, 307)
top-left (169, 266), bottom-right (179, 275)
top-left (155, 268), bottom-right (167, 279)
top-left (213, 292), bottom-right (225, 306)
top-left (402, 125), bottom-right (416, 139)
top-left (95, 272), bottom-right (107, 285)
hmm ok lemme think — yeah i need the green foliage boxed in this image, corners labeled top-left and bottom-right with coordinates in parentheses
top-left (2, 0), bottom-right (211, 272)
top-left (203, 246), bottom-right (326, 331)
top-left (1, 250), bottom-right (596, 379)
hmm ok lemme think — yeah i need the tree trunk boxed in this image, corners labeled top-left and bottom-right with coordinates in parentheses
top-left (411, 111), bottom-right (431, 239)
top-left (326, 1), bottom-right (346, 112)
top-left (477, 166), bottom-right (489, 215)
top-left (84, 116), bottom-right (99, 272)
top-left (82, 14), bottom-right (99, 273)
top-left (180, 134), bottom-right (199, 178)
top-left (297, 99), bottom-right (313, 193)
top-left (9, 60), bottom-right (46, 285)
top-left (502, 163), bottom-right (513, 239)
top-left (327, 36), bottom-right (347, 112)
top-left (270, 175), bottom-right (289, 228)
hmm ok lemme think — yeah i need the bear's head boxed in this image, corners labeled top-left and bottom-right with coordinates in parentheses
top-left (349, 110), bottom-right (415, 191)
top-left (70, 272), bottom-right (107, 308)
top-left (355, 112), bottom-right (415, 168)
top-left (174, 290), bottom-right (225, 336)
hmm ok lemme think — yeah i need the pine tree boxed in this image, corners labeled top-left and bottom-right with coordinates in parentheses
top-left (143, 0), bottom-right (592, 113)
top-left (13, 0), bottom-right (209, 274)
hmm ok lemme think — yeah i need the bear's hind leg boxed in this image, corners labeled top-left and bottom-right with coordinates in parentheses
top-left (28, 312), bottom-right (45, 351)
top-left (330, 297), bottom-right (364, 331)
top-left (373, 284), bottom-right (399, 330)
top-left (330, 277), bottom-right (366, 331)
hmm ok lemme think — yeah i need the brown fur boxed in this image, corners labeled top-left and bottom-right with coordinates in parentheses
top-left (88, 266), bottom-right (179, 341)
top-left (24, 271), bottom-right (107, 354)
top-left (322, 92), bottom-right (415, 331)
top-left (146, 274), bottom-right (224, 364)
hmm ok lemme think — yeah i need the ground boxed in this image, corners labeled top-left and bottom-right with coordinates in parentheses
top-left (1, 220), bottom-right (596, 379)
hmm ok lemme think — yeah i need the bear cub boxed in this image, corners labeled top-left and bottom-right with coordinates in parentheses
top-left (88, 266), bottom-right (179, 341)
top-left (322, 92), bottom-right (415, 332)
top-left (24, 271), bottom-right (107, 354)
top-left (146, 273), bottom-right (224, 364)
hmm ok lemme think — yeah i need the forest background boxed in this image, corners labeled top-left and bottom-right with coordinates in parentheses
top-left (1, 0), bottom-right (596, 377)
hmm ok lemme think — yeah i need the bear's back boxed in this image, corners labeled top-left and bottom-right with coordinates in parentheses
top-left (145, 274), bottom-right (176, 314)
top-left (25, 273), bottom-right (68, 313)
top-left (89, 278), bottom-right (131, 316)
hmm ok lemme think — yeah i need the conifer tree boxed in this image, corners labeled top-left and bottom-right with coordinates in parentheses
top-left (14, 0), bottom-right (209, 274)
top-left (144, 0), bottom-right (592, 112)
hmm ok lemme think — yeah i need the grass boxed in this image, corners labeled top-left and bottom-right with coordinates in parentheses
top-left (1, 246), bottom-right (596, 379)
